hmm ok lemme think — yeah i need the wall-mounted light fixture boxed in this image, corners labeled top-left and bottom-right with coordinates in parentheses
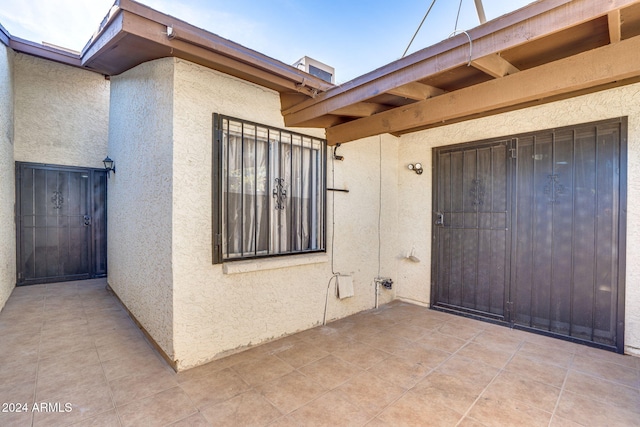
top-left (103, 156), bottom-right (116, 177)
top-left (408, 163), bottom-right (423, 175)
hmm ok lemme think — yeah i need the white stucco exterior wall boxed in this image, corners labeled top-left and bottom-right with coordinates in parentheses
top-left (107, 58), bottom-right (175, 359)
top-left (396, 83), bottom-right (640, 356)
top-left (13, 53), bottom-right (109, 168)
top-left (0, 41), bottom-right (15, 311)
top-left (171, 59), bottom-right (399, 369)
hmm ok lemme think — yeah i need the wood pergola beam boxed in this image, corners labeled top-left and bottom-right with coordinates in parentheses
top-left (283, 0), bottom-right (637, 126)
top-left (325, 35), bottom-right (640, 144)
top-left (332, 102), bottom-right (389, 117)
top-left (387, 82), bottom-right (445, 100)
top-left (471, 54), bottom-right (519, 78)
top-left (608, 10), bottom-right (622, 43)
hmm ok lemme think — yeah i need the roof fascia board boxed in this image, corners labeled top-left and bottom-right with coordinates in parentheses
top-left (324, 34), bottom-right (640, 144)
top-left (283, 0), bottom-right (637, 125)
top-left (9, 37), bottom-right (82, 68)
top-left (0, 22), bottom-right (10, 46)
top-left (113, 0), bottom-right (332, 92)
top-left (115, 10), bottom-right (313, 93)
top-left (81, 11), bottom-right (126, 67)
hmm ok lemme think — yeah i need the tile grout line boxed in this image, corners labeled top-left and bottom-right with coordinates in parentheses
top-left (547, 352), bottom-right (575, 427)
top-left (454, 338), bottom-right (526, 427)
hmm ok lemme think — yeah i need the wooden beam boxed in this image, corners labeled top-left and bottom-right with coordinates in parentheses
top-left (283, 0), bottom-right (636, 126)
top-left (608, 10), bottom-right (622, 43)
top-left (387, 82), bottom-right (444, 100)
top-left (325, 35), bottom-right (640, 144)
top-left (332, 102), bottom-right (389, 117)
top-left (471, 54), bottom-right (519, 78)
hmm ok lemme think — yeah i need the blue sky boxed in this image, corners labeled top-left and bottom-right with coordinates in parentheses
top-left (0, 0), bottom-right (534, 83)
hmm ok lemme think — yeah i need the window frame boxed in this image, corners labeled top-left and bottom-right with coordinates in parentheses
top-left (212, 113), bottom-right (327, 264)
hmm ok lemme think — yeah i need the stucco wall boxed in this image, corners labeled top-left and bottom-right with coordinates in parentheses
top-left (397, 83), bottom-right (640, 356)
top-left (171, 59), bottom-right (399, 369)
top-left (13, 53), bottom-right (109, 168)
top-left (0, 41), bottom-right (14, 311)
top-left (107, 58), bottom-right (175, 359)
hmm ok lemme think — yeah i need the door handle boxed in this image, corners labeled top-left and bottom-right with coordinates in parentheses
top-left (435, 212), bottom-right (444, 226)
top-left (83, 215), bottom-right (91, 226)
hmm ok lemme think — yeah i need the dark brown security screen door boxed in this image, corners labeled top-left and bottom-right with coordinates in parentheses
top-left (432, 118), bottom-right (625, 352)
top-left (512, 121), bottom-right (623, 349)
top-left (16, 163), bottom-right (107, 286)
top-left (432, 140), bottom-right (511, 320)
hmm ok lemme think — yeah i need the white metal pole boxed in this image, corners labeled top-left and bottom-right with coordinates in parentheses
top-left (474, 0), bottom-right (487, 24)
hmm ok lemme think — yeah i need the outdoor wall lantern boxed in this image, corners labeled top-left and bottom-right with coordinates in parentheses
top-left (408, 163), bottom-right (423, 175)
top-left (103, 156), bottom-right (116, 177)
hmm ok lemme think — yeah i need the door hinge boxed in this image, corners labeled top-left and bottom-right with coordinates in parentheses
top-left (215, 233), bottom-right (222, 246)
top-left (506, 301), bottom-right (514, 312)
top-left (509, 148), bottom-right (517, 158)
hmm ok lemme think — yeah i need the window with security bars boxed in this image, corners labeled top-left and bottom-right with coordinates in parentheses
top-left (212, 114), bottom-right (326, 263)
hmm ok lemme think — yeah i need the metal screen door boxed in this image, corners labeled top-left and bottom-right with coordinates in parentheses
top-left (432, 119), bottom-right (625, 352)
top-left (16, 163), bottom-right (107, 286)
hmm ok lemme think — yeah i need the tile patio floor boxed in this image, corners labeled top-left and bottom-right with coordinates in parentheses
top-left (0, 278), bottom-right (639, 427)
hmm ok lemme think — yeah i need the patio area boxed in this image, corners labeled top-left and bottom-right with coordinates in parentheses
top-left (0, 279), bottom-right (638, 427)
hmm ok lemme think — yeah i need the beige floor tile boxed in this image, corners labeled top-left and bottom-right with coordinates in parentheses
top-left (36, 362), bottom-right (108, 401)
top-left (101, 350), bottom-right (171, 382)
top-left (288, 389), bottom-right (372, 427)
top-left (38, 347), bottom-right (101, 373)
top-left (391, 323), bottom-right (432, 341)
top-left (299, 354), bottom-right (363, 389)
top-left (38, 330), bottom-right (95, 357)
top-left (166, 412), bottom-right (211, 427)
top-left (482, 370), bottom-right (561, 413)
top-left (377, 390), bottom-right (463, 426)
top-left (68, 409), bottom-right (121, 427)
top-left (331, 340), bottom-right (390, 369)
top-left (0, 358), bottom-right (39, 388)
top-left (416, 331), bottom-right (467, 353)
top-left (391, 341), bottom-right (451, 368)
top-left (179, 367), bottom-right (250, 408)
top-left (457, 417), bottom-right (490, 427)
top-left (438, 322), bottom-right (483, 341)
top-left (256, 371), bottom-right (326, 414)
top-left (523, 333), bottom-right (582, 354)
top-left (548, 415), bottom-right (585, 427)
top-left (577, 346), bottom-right (639, 369)
top-left (232, 354), bottom-right (295, 386)
top-left (467, 394), bottom-right (552, 427)
top-left (358, 333), bottom-right (414, 355)
top-left (412, 371), bottom-right (485, 414)
top-left (337, 371), bottom-right (406, 416)
top-left (436, 355), bottom-right (500, 389)
top-left (518, 342), bottom-right (574, 367)
top-left (109, 367), bottom-right (178, 407)
top-left (505, 353), bottom-right (568, 388)
top-left (456, 342), bottom-right (516, 369)
top-left (117, 386), bottom-right (197, 427)
top-left (571, 354), bottom-right (640, 388)
top-left (175, 355), bottom-right (240, 384)
top-left (563, 370), bottom-right (640, 412)
top-left (555, 390), bottom-right (639, 427)
top-left (471, 329), bottom-right (524, 353)
top-left (368, 355), bottom-right (433, 389)
top-left (32, 382), bottom-right (115, 427)
top-left (200, 389), bottom-right (282, 426)
top-left (0, 408), bottom-right (34, 427)
top-left (273, 341), bottom-right (330, 368)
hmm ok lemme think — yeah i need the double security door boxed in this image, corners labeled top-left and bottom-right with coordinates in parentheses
top-left (432, 119), bottom-right (625, 352)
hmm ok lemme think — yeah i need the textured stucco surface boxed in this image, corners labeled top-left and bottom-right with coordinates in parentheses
top-left (171, 59), bottom-right (398, 369)
top-left (397, 83), bottom-right (640, 356)
top-left (107, 58), bottom-right (175, 359)
top-left (0, 41), bottom-right (14, 311)
top-left (13, 53), bottom-right (109, 168)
